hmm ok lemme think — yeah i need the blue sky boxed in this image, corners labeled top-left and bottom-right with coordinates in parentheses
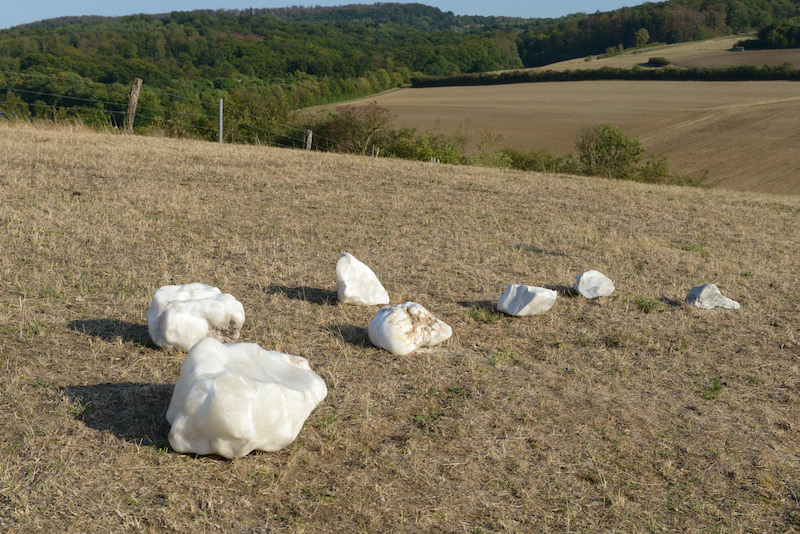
top-left (2, 1), bottom-right (641, 30)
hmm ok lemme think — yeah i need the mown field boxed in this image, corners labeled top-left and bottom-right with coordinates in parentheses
top-left (356, 79), bottom-right (800, 195)
top-left (531, 36), bottom-right (800, 71)
top-left (1, 122), bottom-right (800, 532)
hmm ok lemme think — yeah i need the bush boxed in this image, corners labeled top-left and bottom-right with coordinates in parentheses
top-left (500, 148), bottom-right (578, 174)
top-left (647, 57), bottom-right (671, 67)
top-left (313, 101), bottom-right (393, 154)
top-left (575, 123), bottom-right (644, 179)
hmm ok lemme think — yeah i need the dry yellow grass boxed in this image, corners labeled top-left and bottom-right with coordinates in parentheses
top-left (1, 121), bottom-right (800, 532)
top-left (354, 80), bottom-right (800, 195)
top-left (530, 36), bottom-right (751, 71)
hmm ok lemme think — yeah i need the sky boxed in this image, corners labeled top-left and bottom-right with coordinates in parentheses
top-left (1, 1), bottom-right (642, 30)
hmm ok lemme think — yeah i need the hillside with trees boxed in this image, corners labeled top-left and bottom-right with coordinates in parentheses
top-left (1, 0), bottom-right (799, 141)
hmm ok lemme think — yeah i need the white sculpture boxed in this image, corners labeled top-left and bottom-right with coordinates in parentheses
top-left (686, 283), bottom-right (740, 310)
top-left (497, 284), bottom-right (557, 316)
top-left (336, 252), bottom-right (390, 305)
top-left (147, 283), bottom-right (245, 351)
top-left (166, 337), bottom-right (328, 459)
top-left (368, 302), bottom-right (452, 356)
top-left (574, 270), bottom-right (615, 298)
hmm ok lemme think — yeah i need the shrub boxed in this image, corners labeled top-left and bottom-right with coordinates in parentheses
top-left (647, 57), bottom-right (671, 67)
top-left (575, 123), bottom-right (644, 179)
top-left (382, 127), bottom-right (467, 164)
top-left (314, 101), bottom-right (393, 155)
top-left (500, 148), bottom-right (578, 174)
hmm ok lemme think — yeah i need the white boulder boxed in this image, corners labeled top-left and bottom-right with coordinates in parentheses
top-left (336, 252), bottom-right (390, 305)
top-left (574, 270), bottom-right (615, 298)
top-left (147, 283), bottom-right (245, 351)
top-left (686, 283), bottom-right (740, 310)
top-left (368, 302), bottom-right (452, 356)
top-left (497, 284), bottom-right (557, 316)
top-left (166, 337), bottom-right (328, 459)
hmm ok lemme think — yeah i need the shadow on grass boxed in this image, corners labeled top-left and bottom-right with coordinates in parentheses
top-left (267, 284), bottom-right (337, 306)
top-left (544, 284), bottom-right (580, 298)
top-left (68, 319), bottom-right (156, 348)
top-left (513, 245), bottom-right (568, 257)
top-left (62, 382), bottom-right (173, 448)
top-left (457, 300), bottom-right (496, 310)
top-left (325, 323), bottom-right (371, 348)
top-left (659, 296), bottom-right (686, 308)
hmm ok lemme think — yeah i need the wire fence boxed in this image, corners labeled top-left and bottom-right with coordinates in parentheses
top-left (0, 70), bottom-right (348, 152)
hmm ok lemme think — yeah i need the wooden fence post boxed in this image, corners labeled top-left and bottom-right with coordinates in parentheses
top-left (304, 129), bottom-right (313, 150)
top-left (124, 77), bottom-right (142, 134)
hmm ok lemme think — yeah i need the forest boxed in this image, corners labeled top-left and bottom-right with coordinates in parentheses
top-left (1, 0), bottom-right (799, 145)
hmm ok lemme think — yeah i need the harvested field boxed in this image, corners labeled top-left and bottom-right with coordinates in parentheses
top-left (530, 36), bottom-right (751, 71)
top-left (672, 48), bottom-right (800, 68)
top-left (355, 80), bottom-right (800, 195)
top-left (1, 122), bottom-right (800, 532)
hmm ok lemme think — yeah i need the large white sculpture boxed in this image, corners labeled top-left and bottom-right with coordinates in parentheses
top-left (147, 283), bottom-right (245, 351)
top-left (574, 270), bottom-right (615, 298)
top-left (368, 302), bottom-right (452, 355)
top-left (497, 284), bottom-right (557, 316)
top-left (166, 337), bottom-right (328, 459)
top-left (686, 283), bottom-right (740, 310)
top-left (336, 252), bottom-right (390, 305)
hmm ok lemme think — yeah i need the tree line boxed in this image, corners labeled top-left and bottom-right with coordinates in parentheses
top-left (1, 1), bottom-right (799, 140)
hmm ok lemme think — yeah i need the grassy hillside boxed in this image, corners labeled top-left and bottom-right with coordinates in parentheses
top-left (1, 122), bottom-right (799, 532)
top-left (347, 77), bottom-right (800, 195)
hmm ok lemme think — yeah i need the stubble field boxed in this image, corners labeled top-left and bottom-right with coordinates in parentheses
top-left (1, 122), bottom-right (799, 532)
top-left (357, 80), bottom-right (800, 195)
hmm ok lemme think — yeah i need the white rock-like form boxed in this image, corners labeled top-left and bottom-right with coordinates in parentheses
top-left (336, 252), bottom-right (390, 305)
top-left (148, 283), bottom-right (245, 351)
top-left (686, 283), bottom-right (740, 310)
top-left (574, 270), bottom-right (615, 298)
top-left (368, 302), bottom-right (452, 356)
top-left (166, 337), bottom-right (328, 459)
top-left (497, 284), bottom-right (557, 316)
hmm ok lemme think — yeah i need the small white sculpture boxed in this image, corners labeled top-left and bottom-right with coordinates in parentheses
top-left (147, 283), bottom-right (245, 351)
top-left (336, 252), bottom-right (390, 305)
top-left (686, 283), bottom-right (740, 310)
top-left (368, 302), bottom-right (452, 355)
top-left (574, 270), bottom-right (615, 298)
top-left (497, 284), bottom-right (557, 316)
top-left (166, 337), bottom-right (328, 459)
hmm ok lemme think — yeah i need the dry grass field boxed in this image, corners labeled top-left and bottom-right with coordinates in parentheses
top-left (2, 121), bottom-right (800, 532)
top-left (358, 80), bottom-right (800, 195)
top-left (530, 36), bottom-right (800, 71)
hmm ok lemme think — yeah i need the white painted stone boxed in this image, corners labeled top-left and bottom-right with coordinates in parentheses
top-left (686, 283), bottom-right (740, 310)
top-left (368, 302), bottom-right (452, 356)
top-left (497, 284), bottom-right (557, 316)
top-left (166, 337), bottom-right (328, 459)
top-left (574, 270), bottom-right (615, 298)
top-left (147, 283), bottom-right (245, 351)
top-left (336, 252), bottom-right (390, 305)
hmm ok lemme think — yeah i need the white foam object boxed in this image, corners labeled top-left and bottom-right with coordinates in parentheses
top-left (686, 283), bottom-right (740, 310)
top-left (497, 284), bottom-right (557, 316)
top-left (336, 252), bottom-right (390, 305)
top-left (166, 337), bottom-right (328, 459)
top-left (574, 270), bottom-right (615, 298)
top-left (147, 283), bottom-right (245, 351)
top-left (368, 302), bottom-right (452, 356)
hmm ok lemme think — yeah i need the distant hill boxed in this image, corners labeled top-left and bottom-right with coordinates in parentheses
top-left (2, 1), bottom-right (800, 138)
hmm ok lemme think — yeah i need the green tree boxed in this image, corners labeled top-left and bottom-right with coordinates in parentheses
top-left (635, 28), bottom-right (650, 48)
top-left (575, 123), bottom-right (644, 179)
